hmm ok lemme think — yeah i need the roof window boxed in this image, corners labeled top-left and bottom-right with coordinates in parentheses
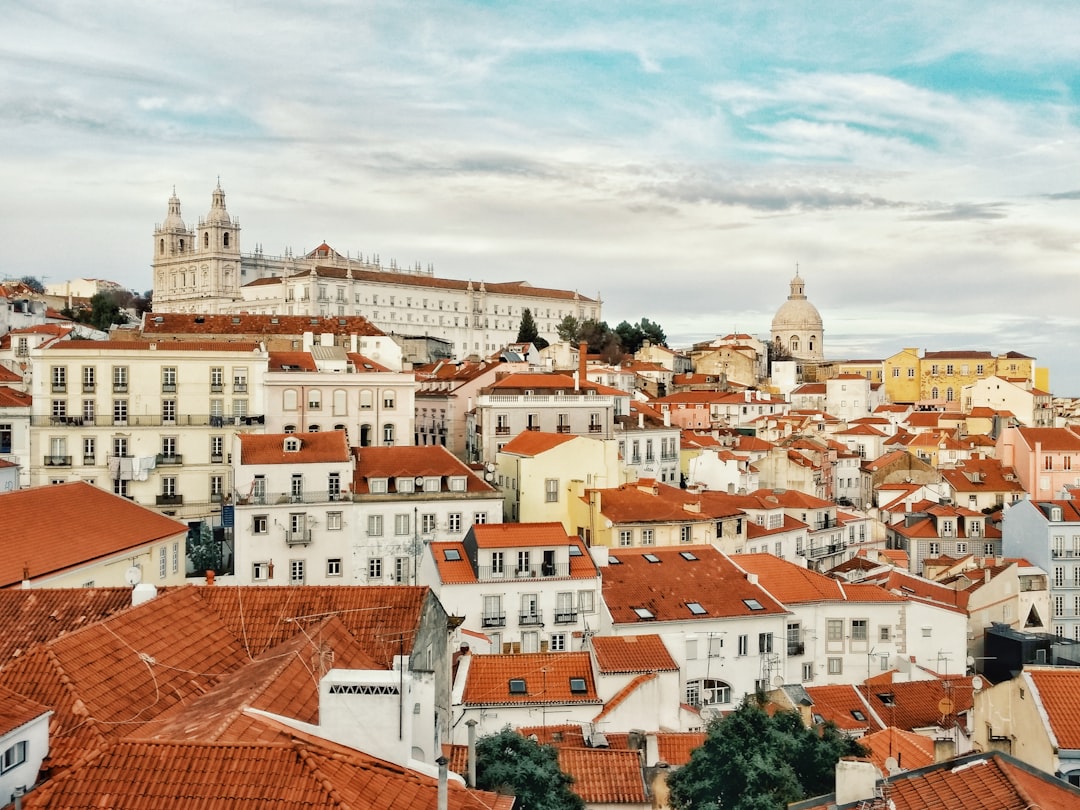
top-left (632, 607), bottom-right (655, 620)
top-left (643, 554), bottom-right (661, 563)
top-left (743, 599), bottom-right (764, 611)
top-left (568, 545), bottom-right (582, 557)
top-left (851, 710), bottom-right (866, 721)
top-left (569, 678), bottom-right (587, 693)
top-left (509, 679), bottom-right (527, 694)
top-left (679, 551), bottom-right (698, 561)
top-left (687, 602), bottom-right (706, 615)
top-left (608, 555), bottom-right (621, 565)
top-left (877, 693), bottom-right (895, 706)
top-left (444, 549), bottom-right (461, 561)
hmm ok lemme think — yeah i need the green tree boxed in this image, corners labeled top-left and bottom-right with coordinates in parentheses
top-left (475, 727), bottom-right (584, 810)
top-left (18, 275), bottom-right (45, 294)
top-left (187, 522), bottom-right (222, 577)
top-left (638, 317), bottom-right (667, 348)
top-left (555, 314), bottom-right (581, 343)
top-left (614, 320), bottom-right (644, 353)
top-left (516, 308), bottom-right (548, 350)
top-left (86, 291), bottom-right (126, 331)
top-left (667, 700), bottom-right (866, 810)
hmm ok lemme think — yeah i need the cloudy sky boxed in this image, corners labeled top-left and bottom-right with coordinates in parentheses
top-left (5, 2), bottom-right (1080, 390)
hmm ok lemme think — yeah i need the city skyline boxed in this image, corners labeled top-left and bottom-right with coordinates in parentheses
top-left (4, 3), bottom-right (1080, 389)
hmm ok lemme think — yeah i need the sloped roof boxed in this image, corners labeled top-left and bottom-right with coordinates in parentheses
top-left (0, 682), bottom-right (50, 738)
top-left (430, 542), bottom-right (477, 584)
top-left (1026, 667), bottom-right (1080, 749)
top-left (462, 652), bottom-right (600, 706)
top-left (0, 385), bottom-right (31, 407)
top-left (141, 312), bottom-right (385, 337)
top-left (859, 726), bottom-right (935, 775)
top-left (591, 634), bottom-right (678, 673)
top-left (586, 482), bottom-right (745, 524)
top-left (239, 430), bottom-right (351, 465)
top-left (52, 339), bottom-right (262, 353)
top-left (0, 482), bottom-right (187, 587)
top-left (468, 522), bottom-right (579, 549)
top-left (352, 445), bottom-right (495, 493)
top-left (557, 747), bottom-right (648, 804)
top-left (862, 675), bottom-right (976, 732)
top-left (601, 545), bottom-right (788, 625)
top-left (0, 587), bottom-right (134, 665)
top-left (498, 431), bottom-right (579, 456)
top-left (655, 732), bottom-right (706, 766)
top-left (738, 554), bottom-right (901, 605)
top-left (1016, 426), bottom-right (1080, 451)
top-left (593, 672), bottom-right (658, 723)
top-left (803, 684), bottom-right (884, 733)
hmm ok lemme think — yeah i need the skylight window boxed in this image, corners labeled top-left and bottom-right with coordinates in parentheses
top-left (569, 678), bottom-right (587, 693)
top-left (608, 555), bottom-right (621, 565)
top-left (851, 710), bottom-right (866, 721)
top-left (643, 554), bottom-right (661, 563)
top-left (743, 599), bottom-right (765, 611)
top-left (569, 545), bottom-right (582, 556)
top-left (509, 679), bottom-right (527, 694)
top-left (679, 551), bottom-right (698, 561)
top-left (633, 607), bottom-right (655, 620)
top-left (877, 693), bottom-right (895, 706)
top-left (687, 602), bottom-right (707, 615)
top-left (444, 549), bottom-right (461, 561)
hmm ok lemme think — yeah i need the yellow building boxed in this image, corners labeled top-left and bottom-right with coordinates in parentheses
top-left (919, 350), bottom-right (1035, 407)
top-left (835, 359), bottom-right (883, 384)
top-left (882, 348), bottom-right (921, 403)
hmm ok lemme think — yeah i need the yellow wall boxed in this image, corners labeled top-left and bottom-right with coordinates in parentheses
top-left (29, 532), bottom-right (190, 589)
top-left (882, 348), bottom-right (921, 403)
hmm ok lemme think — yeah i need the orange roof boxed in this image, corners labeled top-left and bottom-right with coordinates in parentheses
top-left (514, 723), bottom-right (587, 747)
top-left (430, 542), bottom-right (477, 584)
top-left (862, 675), bottom-right (976, 732)
top-left (499, 431), bottom-right (579, 456)
top-left (601, 545), bottom-right (789, 624)
top-left (656, 732), bottom-right (706, 766)
top-left (0, 587), bottom-right (133, 665)
top-left (267, 351), bottom-right (318, 371)
top-left (803, 684), bottom-right (883, 733)
top-left (239, 430), bottom-right (350, 465)
top-left (469, 522), bottom-right (576, 549)
top-left (22, 733), bottom-right (509, 810)
top-left (859, 726), bottom-right (935, 775)
top-left (1027, 667), bottom-right (1080, 749)
top-left (591, 634), bottom-right (678, 673)
top-left (141, 312), bottom-right (385, 338)
top-left (0, 482), bottom-right (187, 587)
top-left (462, 652), bottom-right (600, 706)
top-left (0, 682), bottom-right (50, 737)
top-left (52, 339), bottom-right (262, 352)
top-left (738, 554), bottom-right (900, 605)
top-left (0, 364), bottom-right (21, 382)
top-left (352, 445), bottom-right (494, 494)
top-left (0, 385), bottom-right (31, 407)
top-left (557, 747), bottom-right (648, 804)
top-left (1017, 426), bottom-right (1080, 452)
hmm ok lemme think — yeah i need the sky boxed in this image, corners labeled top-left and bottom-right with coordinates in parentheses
top-left (4, 2), bottom-right (1080, 390)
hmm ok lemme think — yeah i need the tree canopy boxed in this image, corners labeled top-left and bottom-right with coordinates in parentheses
top-left (516, 308), bottom-right (548, 350)
top-left (475, 727), bottom-right (584, 810)
top-left (667, 700), bottom-right (867, 810)
top-left (554, 315), bottom-right (667, 364)
top-left (614, 318), bottom-right (667, 354)
top-left (18, 275), bottom-right (45, 294)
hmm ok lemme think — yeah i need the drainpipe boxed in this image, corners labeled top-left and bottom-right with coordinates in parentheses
top-left (437, 756), bottom-right (449, 810)
top-left (466, 719), bottom-right (478, 787)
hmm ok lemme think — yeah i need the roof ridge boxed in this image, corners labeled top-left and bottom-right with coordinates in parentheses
top-left (592, 672), bottom-right (657, 723)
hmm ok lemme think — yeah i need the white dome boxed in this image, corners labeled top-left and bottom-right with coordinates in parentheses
top-left (770, 272), bottom-right (824, 360)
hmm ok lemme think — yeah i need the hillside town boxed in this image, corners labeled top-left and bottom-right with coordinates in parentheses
top-left (4, 185), bottom-right (1080, 809)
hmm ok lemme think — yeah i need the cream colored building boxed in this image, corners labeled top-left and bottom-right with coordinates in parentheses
top-left (28, 339), bottom-right (268, 523)
top-left (771, 272), bottom-right (824, 362)
top-left (962, 376), bottom-right (1052, 427)
top-left (152, 185), bottom-right (601, 359)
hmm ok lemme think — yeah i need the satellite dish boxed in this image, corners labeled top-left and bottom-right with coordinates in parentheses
top-left (884, 756), bottom-right (900, 775)
top-left (414, 476), bottom-right (425, 487)
top-left (772, 675), bottom-right (785, 687)
top-left (125, 566), bottom-right (142, 586)
top-left (971, 675), bottom-right (984, 691)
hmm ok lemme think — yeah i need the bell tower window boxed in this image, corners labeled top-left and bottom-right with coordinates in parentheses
top-left (204, 232), bottom-right (209, 248)
top-left (223, 232), bottom-right (230, 247)
top-left (179, 238), bottom-right (184, 251)
top-left (159, 238), bottom-right (164, 254)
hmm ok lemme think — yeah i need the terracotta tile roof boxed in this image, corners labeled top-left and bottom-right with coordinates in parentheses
top-left (141, 312), bottom-right (385, 337)
top-left (0, 365), bottom-right (22, 382)
top-left (468, 522), bottom-right (577, 549)
top-left (131, 616), bottom-right (380, 743)
top-left (53, 339), bottom-right (262, 352)
top-left (0, 587), bottom-right (134, 665)
top-left (430, 542), bottom-right (477, 584)
top-left (737, 554), bottom-right (902, 605)
top-left (655, 732), bottom-right (706, 766)
top-left (803, 684), bottom-right (883, 733)
top-left (923, 350), bottom-right (995, 359)
top-left (0, 482), bottom-right (187, 588)
top-left (601, 545), bottom-right (788, 625)
top-left (1026, 667), bottom-right (1080, 749)
top-left (23, 733), bottom-right (509, 810)
top-left (859, 726), bottom-right (935, 775)
top-left (515, 723), bottom-right (587, 747)
top-left (267, 351), bottom-right (318, 371)
top-left (352, 445), bottom-right (495, 493)
top-left (593, 672), bottom-right (658, 722)
top-left (557, 747), bottom-right (648, 804)
top-left (488, 372), bottom-right (602, 393)
top-left (1017, 426), bottom-right (1080, 451)
top-left (0, 682), bottom-right (51, 737)
top-left (194, 585), bottom-right (432, 665)
top-left (591, 634), bottom-right (678, 673)
top-left (585, 482), bottom-right (745, 524)
top-left (462, 652), bottom-right (600, 706)
top-left (498, 431), bottom-right (579, 456)
top-left (862, 675), bottom-right (976, 732)
top-left (0, 587), bottom-right (251, 771)
top-left (239, 430), bottom-right (350, 465)
top-left (0, 384), bottom-right (30, 407)
top-left (344, 352), bottom-right (392, 372)
top-left (749, 488), bottom-right (833, 509)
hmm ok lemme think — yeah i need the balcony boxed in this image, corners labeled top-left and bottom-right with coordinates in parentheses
top-left (286, 529), bottom-right (312, 546)
top-left (495, 426), bottom-right (511, 436)
top-left (162, 383), bottom-right (177, 393)
top-left (526, 424), bottom-right (540, 432)
top-left (803, 544), bottom-right (843, 559)
top-left (519, 610), bottom-right (544, 626)
top-left (211, 453), bottom-right (224, 464)
top-left (210, 383), bottom-right (224, 393)
top-left (787, 642), bottom-right (805, 656)
top-left (156, 494), bottom-right (184, 506)
top-left (83, 456), bottom-right (95, 466)
top-left (556, 425), bottom-right (571, 433)
top-left (82, 384), bottom-right (95, 394)
top-left (32, 413), bottom-right (266, 428)
top-left (233, 383), bottom-right (248, 393)
top-left (113, 384), bottom-right (128, 393)
top-left (235, 489), bottom-right (350, 506)
top-left (588, 424), bottom-right (602, 433)
top-left (51, 384), bottom-right (67, 394)
top-left (481, 613), bottom-right (506, 628)
top-left (554, 609), bottom-right (578, 624)
top-left (156, 454), bottom-right (183, 465)
top-left (43, 455), bottom-right (72, 467)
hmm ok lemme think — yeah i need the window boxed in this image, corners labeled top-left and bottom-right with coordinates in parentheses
top-left (233, 367), bottom-right (248, 392)
top-left (308, 390), bottom-right (322, 410)
top-left (113, 365), bottom-right (128, 392)
top-left (210, 475), bottom-right (223, 502)
top-left (737, 634), bottom-right (749, 656)
top-left (619, 529), bottom-right (632, 547)
top-left (421, 513), bottom-right (436, 534)
top-left (210, 366), bottom-right (224, 392)
top-left (367, 514), bottom-right (383, 536)
top-left (827, 658), bottom-right (843, 675)
top-left (851, 619), bottom-right (868, 642)
top-left (490, 551), bottom-right (505, 576)
top-left (383, 392), bottom-right (395, 409)
top-left (681, 525), bottom-right (692, 543)
top-left (368, 558), bottom-right (383, 579)
top-left (448, 513), bottom-right (462, 534)
top-left (758, 632), bottom-right (773, 653)
top-left (51, 365), bottom-right (67, 391)
top-left (474, 512), bottom-right (488, 524)
top-left (159, 547), bottom-right (167, 579)
top-left (253, 515), bottom-right (268, 534)
top-left (289, 560), bottom-right (305, 584)
top-left (880, 626), bottom-right (891, 642)
top-left (382, 424), bottom-right (395, 445)
top-left (83, 436), bottom-right (95, 464)
top-left (641, 528), bottom-right (654, 545)
top-left (802, 662), bottom-right (814, 682)
top-left (82, 366), bottom-right (95, 391)
top-left (550, 633), bottom-right (567, 652)
top-left (161, 476), bottom-right (177, 497)
top-left (172, 541), bottom-right (179, 574)
top-left (394, 557), bottom-right (410, 583)
top-left (327, 558), bottom-right (342, 577)
top-left (394, 513), bottom-right (410, 535)
top-left (113, 399), bottom-right (128, 425)
top-left (162, 366), bottom-right (177, 392)
top-left (2, 740), bottom-right (27, 772)
top-left (327, 511), bottom-right (343, 530)
top-left (827, 619), bottom-right (843, 642)
top-left (578, 590), bottom-right (595, 614)
top-left (545, 478), bottom-right (559, 503)
top-left (0, 423), bottom-right (10, 454)
top-left (291, 474), bottom-right (303, 502)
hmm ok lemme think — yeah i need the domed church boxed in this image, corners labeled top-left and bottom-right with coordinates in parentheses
top-left (770, 270), bottom-right (824, 361)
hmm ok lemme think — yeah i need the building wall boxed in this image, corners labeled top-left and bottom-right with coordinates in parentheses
top-left (882, 348), bottom-right (921, 404)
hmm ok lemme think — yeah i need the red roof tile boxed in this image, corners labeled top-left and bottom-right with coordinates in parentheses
top-left (0, 385), bottom-right (30, 407)
top-left (1027, 667), bottom-right (1080, 749)
top-left (601, 545), bottom-right (788, 624)
top-left (462, 652), bottom-right (600, 706)
top-left (239, 430), bottom-right (350, 465)
top-left (859, 726), bottom-right (935, 775)
top-left (141, 312), bottom-right (385, 338)
top-left (52, 339), bottom-right (262, 352)
top-left (430, 542), bottom-right (477, 584)
top-left (1017, 427), bottom-right (1080, 452)
top-left (499, 431), bottom-right (579, 456)
top-left (0, 682), bottom-right (50, 737)
top-left (0, 482), bottom-right (187, 587)
top-left (557, 747), bottom-right (648, 804)
top-left (0, 587), bottom-right (134, 665)
top-left (655, 732), bottom-right (706, 766)
top-left (591, 634), bottom-right (678, 673)
top-left (351, 446), bottom-right (494, 493)
top-left (803, 684), bottom-right (883, 733)
top-left (592, 672), bottom-right (657, 722)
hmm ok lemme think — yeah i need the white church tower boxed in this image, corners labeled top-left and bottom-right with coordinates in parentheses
top-left (153, 182), bottom-right (242, 313)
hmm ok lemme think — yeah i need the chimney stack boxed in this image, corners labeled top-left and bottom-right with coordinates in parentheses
top-left (437, 756), bottom-right (449, 810)
top-left (466, 719), bottom-right (478, 787)
top-left (578, 342), bottom-right (587, 391)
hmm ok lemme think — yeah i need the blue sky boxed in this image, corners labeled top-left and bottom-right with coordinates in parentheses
top-left (4, 2), bottom-right (1080, 390)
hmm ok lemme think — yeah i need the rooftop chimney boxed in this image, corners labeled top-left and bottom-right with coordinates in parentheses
top-left (466, 720), bottom-right (478, 787)
top-left (578, 342), bottom-right (587, 391)
top-left (834, 759), bottom-right (879, 807)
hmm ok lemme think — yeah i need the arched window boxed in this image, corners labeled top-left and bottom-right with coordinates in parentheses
top-left (333, 389), bottom-right (347, 416)
top-left (809, 337), bottom-right (816, 351)
top-left (283, 389), bottom-right (298, 411)
top-left (334, 424), bottom-right (347, 432)
top-left (931, 387), bottom-right (939, 400)
top-left (284, 424), bottom-right (296, 434)
top-left (383, 424), bottom-right (395, 446)
top-left (359, 390), bottom-right (373, 410)
top-left (204, 232), bottom-right (209, 248)
top-left (308, 390), bottom-right (321, 410)
top-left (360, 424), bottom-right (372, 447)
top-left (223, 232), bottom-right (230, 247)
top-left (946, 387), bottom-right (955, 402)
top-left (179, 238), bottom-right (185, 252)
top-left (790, 337), bottom-right (800, 352)
top-left (159, 238), bottom-right (164, 254)
top-left (308, 425), bottom-right (320, 433)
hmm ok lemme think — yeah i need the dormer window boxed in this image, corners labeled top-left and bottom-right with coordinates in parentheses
top-left (396, 477), bottom-right (415, 494)
top-left (423, 477), bottom-right (441, 492)
top-left (284, 437), bottom-right (301, 452)
top-left (369, 478), bottom-right (388, 494)
top-left (449, 476), bottom-right (467, 492)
